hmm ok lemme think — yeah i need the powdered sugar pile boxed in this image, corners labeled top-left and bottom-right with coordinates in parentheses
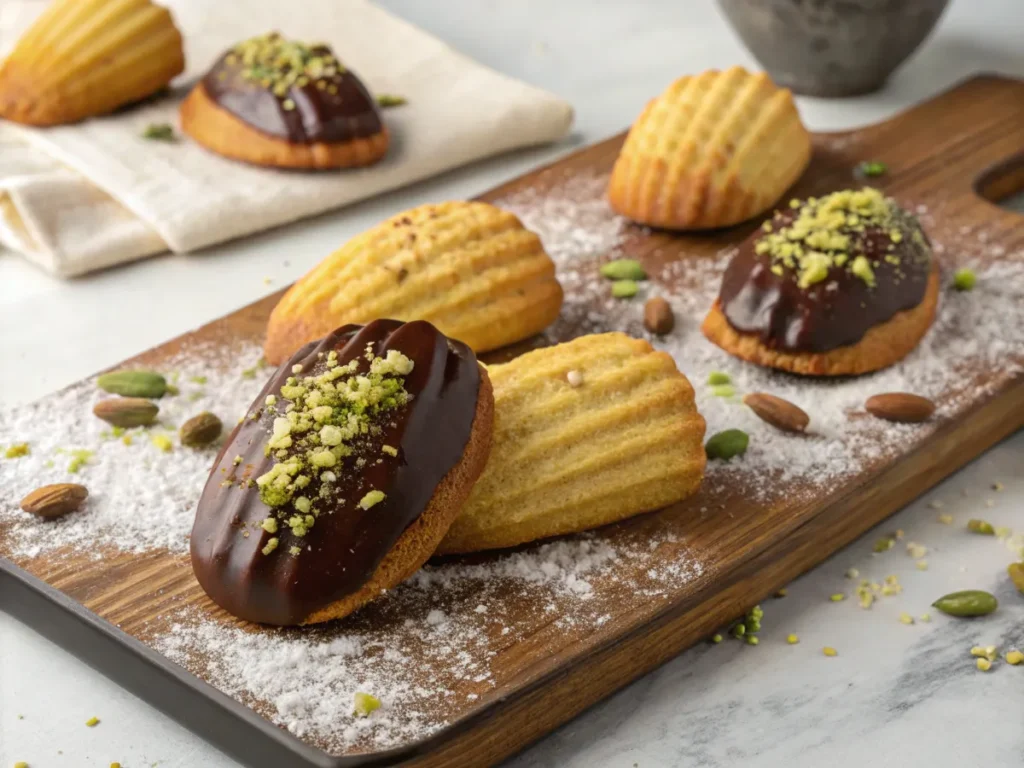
top-left (158, 534), bottom-right (702, 753)
top-left (499, 171), bottom-right (1024, 501)
top-left (0, 339), bottom-right (267, 557)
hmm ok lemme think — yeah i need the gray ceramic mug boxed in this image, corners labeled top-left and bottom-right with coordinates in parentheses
top-left (717, 0), bottom-right (950, 97)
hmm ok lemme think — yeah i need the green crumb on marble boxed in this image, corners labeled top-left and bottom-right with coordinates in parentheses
top-left (953, 268), bottom-right (976, 291)
top-left (707, 371), bottom-right (731, 386)
top-left (610, 279), bottom-right (638, 299)
top-left (353, 692), bottom-right (381, 717)
top-left (85, 716), bottom-right (100, 727)
top-left (359, 490), bottom-right (386, 510)
top-left (142, 122), bottom-right (175, 141)
top-left (4, 443), bottom-right (30, 459)
top-left (376, 94), bottom-right (407, 108)
top-left (711, 384), bottom-right (736, 398)
top-left (189, 375), bottom-right (208, 385)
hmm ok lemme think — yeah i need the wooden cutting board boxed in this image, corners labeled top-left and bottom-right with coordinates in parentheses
top-left (2, 74), bottom-right (1023, 768)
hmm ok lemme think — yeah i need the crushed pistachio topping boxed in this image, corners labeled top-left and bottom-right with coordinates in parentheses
top-left (707, 371), bottom-right (731, 386)
top-left (754, 188), bottom-right (925, 290)
top-left (976, 657), bottom-right (992, 671)
top-left (359, 490), bottom-right (386, 510)
top-left (1006, 650), bottom-right (1024, 665)
top-left (822, 646), bottom-right (838, 657)
top-left (249, 344), bottom-right (413, 554)
top-left (85, 716), bottom-right (100, 727)
top-left (226, 33), bottom-right (346, 99)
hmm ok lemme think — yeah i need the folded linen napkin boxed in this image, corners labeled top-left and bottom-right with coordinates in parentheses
top-left (0, 0), bottom-right (573, 277)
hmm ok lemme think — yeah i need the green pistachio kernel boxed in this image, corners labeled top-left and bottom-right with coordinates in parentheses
top-left (142, 123), bottom-right (175, 141)
top-left (599, 259), bottom-right (647, 281)
top-left (353, 691), bottom-right (381, 717)
top-left (705, 429), bottom-right (749, 460)
top-left (4, 443), bottom-right (29, 459)
top-left (932, 589), bottom-right (998, 617)
top-left (953, 267), bottom-right (976, 291)
top-left (97, 370), bottom-right (167, 398)
top-left (376, 94), bottom-right (407, 108)
top-left (611, 279), bottom-right (638, 299)
top-left (967, 519), bottom-right (995, 535)
top-left (858, 161), bottom-right (887, 177)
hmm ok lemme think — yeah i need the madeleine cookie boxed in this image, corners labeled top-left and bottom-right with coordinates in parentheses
top-left (437, 333), bottom-right (706, 555)
top-left (0, 0), bottom-right (184, 126)
top-left (703, 187), bottom-right (938, 376)
top-left (264, 201), bottom-right (564, 364)
top-left (180, 33), bottom-right (388, 170)
top-left (607, 66), bottom-right (811, 230)
top-left (191, 320), bottom-right (493, 625)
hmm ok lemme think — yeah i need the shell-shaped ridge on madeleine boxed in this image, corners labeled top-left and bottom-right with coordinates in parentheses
top-left (608, 65), bottom-right (812, 230)
top-left (0, 0), bottom-right (185, 126)
top-left (438, 332), bottom-right (707, 554)
top-left (264, 201), bottom-right (564, 364)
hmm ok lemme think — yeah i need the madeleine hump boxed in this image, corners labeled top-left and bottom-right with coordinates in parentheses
top-left (190, 320), bottom-right (493, 626)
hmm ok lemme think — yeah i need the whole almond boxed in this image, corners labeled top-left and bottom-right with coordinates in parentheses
top-left (865, 392), bottom-right (935, 423)
top-left (180, 411), bottom-right (223, 447)
top-left (93, 397), bottom-right (159, 428)
top-left (20, 483), bottom-right (88, 519)
top-left (644, 297), bottom-right (675, 335)
top-left (742, 392), bottom-right (810, 433)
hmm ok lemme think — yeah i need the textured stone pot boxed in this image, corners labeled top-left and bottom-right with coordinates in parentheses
top-left (718, 0), bottom-right (950, 97)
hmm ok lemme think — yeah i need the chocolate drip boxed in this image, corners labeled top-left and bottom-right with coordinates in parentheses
top-left (719, 208), bottom-right (933, 353)
top-left (190, 320), bottom-right (480, 625)
top-left (201, 47), bottom-right (382, 144)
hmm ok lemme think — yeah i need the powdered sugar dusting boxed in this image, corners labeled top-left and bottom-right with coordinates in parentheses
top-left (0, 339), bottom-right (267, 558)
top-left (157, 535), bottom-right (702, 753)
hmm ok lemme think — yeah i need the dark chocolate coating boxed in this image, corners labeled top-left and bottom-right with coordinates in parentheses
top-left (201, 47), bottom-right (383, 145)
top-left (719, 208), bottom-right (932, 352)
top-left (190, 320), bottom-right (481, 625)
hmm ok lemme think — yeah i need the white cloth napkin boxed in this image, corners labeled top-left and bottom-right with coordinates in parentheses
top-left (0, 0), bottom-right (573, 277)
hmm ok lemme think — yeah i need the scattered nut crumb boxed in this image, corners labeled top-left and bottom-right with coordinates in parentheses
top-left (823, 646), bottom-right (838, 657)
top-left (787, 633), bottom-right (799, 644)
top-left (85, 716), bottom-right (100, 727)
top-left (899, 612), bottom-right (915, 625)
top-left (937, 513), bottom-right (954, 524)
top-left (566, 370), bottom-right (583, 388)
top-left (1006, 650), bottom-right (1023, 665)
top-left (977, 657), bottom-right (993, 671)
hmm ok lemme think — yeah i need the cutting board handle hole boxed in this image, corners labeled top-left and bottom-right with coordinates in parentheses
top-left (974, 152), bottom-right (1024, 213)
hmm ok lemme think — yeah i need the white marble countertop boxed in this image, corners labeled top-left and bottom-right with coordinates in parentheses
top-left (2, 1), bottom-right (1023, 766)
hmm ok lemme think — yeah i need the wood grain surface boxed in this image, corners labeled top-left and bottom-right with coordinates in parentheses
top-left (2, 74), bottom-right (1023, 767)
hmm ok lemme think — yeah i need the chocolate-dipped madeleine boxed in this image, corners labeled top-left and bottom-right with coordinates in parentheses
top-left (190, 320), bottom-right (493, 625)
top-left (702, 187), bottom-right (938, 376)
top-left (180, 33), bottom-right (389, 169)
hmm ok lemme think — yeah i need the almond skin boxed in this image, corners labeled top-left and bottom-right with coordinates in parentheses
top-left (643, 297), bottom-right (675, 335)
top-left (865, 392), bottom-right (935, 423)
top-left (742, 392), bottom-right (809, 433)
top-left (20, 483), bottom-right (88, 519)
